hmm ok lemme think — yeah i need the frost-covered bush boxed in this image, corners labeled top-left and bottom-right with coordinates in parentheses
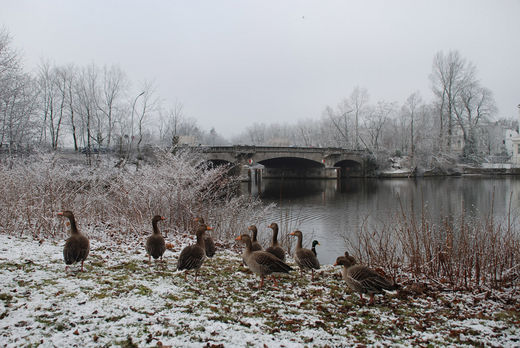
top-left (0, 149), bottom-right (272, 242)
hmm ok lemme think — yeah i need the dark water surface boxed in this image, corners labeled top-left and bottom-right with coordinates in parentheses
top-left (241, 176), bottom-right (520, 265)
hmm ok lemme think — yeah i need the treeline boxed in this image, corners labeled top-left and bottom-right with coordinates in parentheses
top-left (232, 51), bottom-right (505, 170)
top-left (0, 29), bottom-right (226, 158)
top-left (1, 28), bottom-right (512, 169)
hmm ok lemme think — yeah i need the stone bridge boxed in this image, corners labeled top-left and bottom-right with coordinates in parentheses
top-left (197, 145), bottom-right (372, 180)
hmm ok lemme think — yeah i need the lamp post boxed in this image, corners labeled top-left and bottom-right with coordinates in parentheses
top-left (127, 91), bottom-right (145, 159)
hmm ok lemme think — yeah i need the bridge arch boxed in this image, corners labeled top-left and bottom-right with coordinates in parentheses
top-left (257, 156), bottom-right (324, 168)
top-left (256, 156), bottom-right (326, 179)
top-left (334, 159), bottom-right (363, 177)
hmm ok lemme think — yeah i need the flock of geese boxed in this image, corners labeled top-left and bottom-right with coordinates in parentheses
top-left (58, 210), bottom-right (400, 305)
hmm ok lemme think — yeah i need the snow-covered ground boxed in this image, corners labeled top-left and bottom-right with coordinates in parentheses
top-left (0, 233), bottom-right (519, 347)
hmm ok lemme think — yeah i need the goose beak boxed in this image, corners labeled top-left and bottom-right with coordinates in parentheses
top-left (235, 235), bottom-right (242, 241)
top-left (161, 216), bottom-right (166, 220)
top-left (206, 226), bottom-right (213, 230)
top-left (317, 242), bottom-right (321, 245)
top-left (289, 232), bottom-right (296, 236)
top-left (57, 212), bottom-right (63, 216)
top-left (333, 262), bottom-right (338, 266)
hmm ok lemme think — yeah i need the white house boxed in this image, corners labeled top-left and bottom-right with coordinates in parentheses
top-left (509, 105), bottom-right (520, 166)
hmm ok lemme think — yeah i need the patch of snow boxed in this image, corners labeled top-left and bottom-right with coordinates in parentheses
top-left (0, 233), bottom-right (518, 347)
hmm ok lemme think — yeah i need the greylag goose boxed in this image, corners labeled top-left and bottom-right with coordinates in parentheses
top-left (290, 230), bottom-right (320, 281)
top-left (236, 234), bottom-right (292, 288)
top-left (145, 215), bottom-right (166, 262)
top-left (311, 240), bottom-right (320, 256)
top-left (334, 252), bottom-right (400, 305)
top-left (194, 217), bottom-right (216, 257)
top-left (265, 222), bottom-right (285, 261)
top-left (177, 224), bottom-right (212, 281)
top-left (58, 211), bottom-right (90, 272)
top-left (248, 225), bottom-right (263, 251)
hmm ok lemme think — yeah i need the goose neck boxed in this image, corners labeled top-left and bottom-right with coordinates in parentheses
top-left (68, 217), bottom-right (79, 235)
top-left (152, 220), bottom-right (161, 235)
top-left (196, 231), bottom-right (206, 248)
top-left (295, 234), bottom-right (303, 249)
top-left (271, 227), bottom-right (278, 244)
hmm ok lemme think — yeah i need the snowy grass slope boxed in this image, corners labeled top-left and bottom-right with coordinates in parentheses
top-left (0, 233), bottom-right (519, 347)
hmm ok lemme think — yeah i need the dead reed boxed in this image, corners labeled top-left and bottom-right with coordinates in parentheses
top-left (349, 193), bottom-right (519, 290)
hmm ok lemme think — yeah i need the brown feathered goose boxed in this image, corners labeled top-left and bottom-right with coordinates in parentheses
top-left (290, 230), bottom-right (320, 281)
top-left (145, 215), bottom-right (166, 263)
top-left (58, 211), bottom-right (89, 272)
top-left (334, 252), bottom-right (400, 305)
top-left (236, 234), bottom-right (292, 288)
top-left (194, 217), bottom-right (215, 257)
top-left (177, 224), bottom-right (212, 281)
top-left (265, 222), bottom-right (285, 262)
top-left (248, 225), bottom-right (263, 251)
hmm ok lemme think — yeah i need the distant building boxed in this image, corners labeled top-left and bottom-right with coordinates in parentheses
top-left (509, 105), bottom-right (520, 166)
top-left (450, 115), bottom-right (517, 162)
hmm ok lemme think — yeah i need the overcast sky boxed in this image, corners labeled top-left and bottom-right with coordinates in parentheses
top-left (2, 0), bottom-right (519, 138)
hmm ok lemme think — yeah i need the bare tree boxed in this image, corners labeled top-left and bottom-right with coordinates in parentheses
top-left (37, 61), bottom-right (70, 149)
top-left (296, 119), bottom-right (316, 146)
top-left (362, 100), bottom-right (396, 151)
top-left (430, 50), bottom-right (475, 151)
top-left (63, 65), bottom-right (79, 151)
top-left (325, 103), bottom-right (353, 148)
top-left (76, 64), bottom-right (100, 157)
top-left (97, 65), bottom-right (127, 148)
top-left (402, 92), bottom-right (423, 159)
top-left (1, 73), bottom-right (39, 151)
top-left (246, 123), bottom-right (267, 145)
top-left (454, 83), bottom-right (497, 159)
top-left (159, 101), bottom-right (185, 147)
top-left (0, 28), bottom-right (39, 151)
top-left (135, 81), bottom-right (159, 158)
top-left (350, 87), bottom-right (369, 149)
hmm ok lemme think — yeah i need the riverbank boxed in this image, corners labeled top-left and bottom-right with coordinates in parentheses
top-left (379, 165), bottom-right (520, 178)
top-left (0, 233), bottom-right (518, 347)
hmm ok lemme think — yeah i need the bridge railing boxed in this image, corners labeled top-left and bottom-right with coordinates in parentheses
top-left (197, 145), bottom-right (367, 154)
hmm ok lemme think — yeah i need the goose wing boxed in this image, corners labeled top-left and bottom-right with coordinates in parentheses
top-left (265, 246), bottom-right (285, 262)
top-left (348, 265), bottom-right (397, 293)
top-left (251, 251), bottom-right (292, 273)
top-left (63, 235), bottom-right (89, 264)
top-left (296, 248), bottom-right (320, 270)
top-left (177, 245), bottom-right (205, 271)
top-left (146, 234), bottom-right (166, 259)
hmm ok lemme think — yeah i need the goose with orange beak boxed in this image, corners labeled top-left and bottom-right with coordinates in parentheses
top-left (236, 234), bottom-right (292, 288)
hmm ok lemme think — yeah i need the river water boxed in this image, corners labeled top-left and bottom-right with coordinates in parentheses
top-left (241, 176), bottom-right (520, 265)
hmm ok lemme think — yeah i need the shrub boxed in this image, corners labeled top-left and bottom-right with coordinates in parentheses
top-left (0, 149), bottom-right (273, 242)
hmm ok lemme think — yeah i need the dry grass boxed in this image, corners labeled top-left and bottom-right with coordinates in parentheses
top-left (349, 193), bottom-right (520, 290)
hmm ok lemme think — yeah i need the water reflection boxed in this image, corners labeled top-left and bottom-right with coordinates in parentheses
top-left (241, 176), bottom-right (520, 265)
